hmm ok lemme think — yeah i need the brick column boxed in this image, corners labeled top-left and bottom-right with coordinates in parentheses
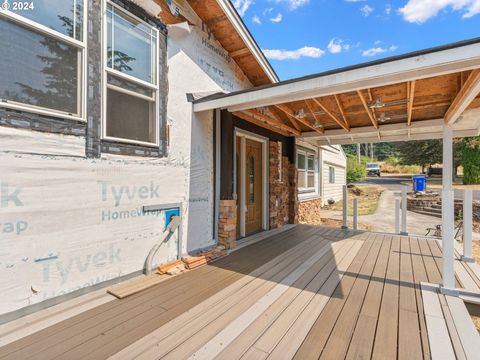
top-left (218, 200), bottom-right (237, 249)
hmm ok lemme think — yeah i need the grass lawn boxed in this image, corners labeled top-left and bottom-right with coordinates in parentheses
top-left (323, 185), bottom-right (384, 216)
top-left (303, 217), bottom-right (372, 231)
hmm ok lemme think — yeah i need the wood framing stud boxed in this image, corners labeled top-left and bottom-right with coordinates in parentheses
top-left (445, 69), bottom-right (480, 124)
top-left (334, 94), bottom-right (350, 130)
top-left (408, 80), bottom-right (416, 126)
top-left (311, 98), bottom-right (350, 132)
top-left (357, 90), bottom-right (378, 129)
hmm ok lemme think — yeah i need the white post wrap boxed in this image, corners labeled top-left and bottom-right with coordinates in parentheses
top-left (353, 198), bottom-right (358, 230)
top-left (342, 185), bottom-right (348, 229)
top-left (442, 124), bottom-right (455, 291)
top-left (395, 198), bottom-right (401, 235)
top-left (400, 186), bottom-right (408, 235)
top-left (463, 189), bottom-right (473, 262)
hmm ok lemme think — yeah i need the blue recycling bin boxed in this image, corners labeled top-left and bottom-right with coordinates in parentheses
top-left (412, 175), bottom-right (427, 192)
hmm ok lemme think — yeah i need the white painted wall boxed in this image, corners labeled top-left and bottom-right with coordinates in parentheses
top-left (320, 145), bottom-right (347, 205)
top-left (0, 1), bottom-right (252, 316)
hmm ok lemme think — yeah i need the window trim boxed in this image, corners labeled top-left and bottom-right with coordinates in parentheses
top-left (329, 166), bottom-right (336, 184)
top-left (102, 0), bottom-right (160, 147)
top-left (0, 2), bottom-right (87, 122)
top-left (296, 147), bottom-right (317, 194)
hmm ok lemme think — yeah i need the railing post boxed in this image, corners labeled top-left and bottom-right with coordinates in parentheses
top-left (353, 198), bottom-right (358, 230)
top-left (462, 189), bottom-right (474, 262)
top-left (400, 186), bottom-right (408, 235)
top-left (395, 198), bottom-right (401, 234)
top-left (342, 185), bottom-right (348, 229)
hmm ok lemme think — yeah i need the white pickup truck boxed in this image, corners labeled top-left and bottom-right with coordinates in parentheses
top-left (366, 163), bottom-right (381, 177)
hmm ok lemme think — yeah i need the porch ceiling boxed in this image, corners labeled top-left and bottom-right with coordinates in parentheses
top-left (193, 38), bottom-right (480, 144)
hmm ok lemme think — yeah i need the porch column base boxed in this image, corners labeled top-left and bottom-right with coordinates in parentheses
top-left (400, 231), bottom-right (409, 236)
top-left (440, 286), bottom-right (460, 297)
top-left (341, 226), bottom-right (348, 230)
top-left (461, 256), bottom-right (475, 263)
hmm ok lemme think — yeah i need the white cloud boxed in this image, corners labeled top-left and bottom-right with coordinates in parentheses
top-left (252, 15), bottom-right (262, 24)
top-left (360, 4), bottom-right (374, 16)
top-left (263, 46), bottom-right (325, 60)
top-left (399, 0), bottom-right (480, 23)
top-left (327, 38), bottom-right (350, 54)
top-left (232, 0), bottom-right (253, 16)
top-left (362, 44), bottom-right (398, 57)
top-left (263, 7), bottom-right (274, 14)
top-left (270, 13), bottom-right (283, 22)
top-left (274, 0), bottom-right (310, 11)
top-left (385, 3), bottom-right (392, 14)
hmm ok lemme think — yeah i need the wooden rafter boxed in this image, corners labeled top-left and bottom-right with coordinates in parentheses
top-left (304, 100), bottom-right (323, 127)
top-left (248, 109), bottom-right (301, 136)
top-left (273, 104), bottom-right (302, 131)
top-left (334, 94), bottom-right (350, 130)
top-left (445, 69), bottom-right (480, 124)
top-left (273, 104), bottom-right (324, 134)
top-left (311, 98), bottom-right (350, 132)
top-left (232, 112), bottom-right (290, 136)
top-left (407, 80), bottom-right (416, 126)
top-left (357, 90), bottom-right (378, 129)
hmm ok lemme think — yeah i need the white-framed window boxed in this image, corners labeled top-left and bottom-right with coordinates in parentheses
top-left (329, 166), bottom-right (335, 184)
top-left (297, 148), bottom-right (316, 193)
top-left (103, 1), bottom-right (159, 146)
top-left (0, 0), bottom-right (86, 120)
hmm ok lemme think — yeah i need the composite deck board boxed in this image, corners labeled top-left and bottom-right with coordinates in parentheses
top-left (371, 235), bottom-right (401, 360)
top-left (398, 235), bottom-right (423, 360)
top-left (319, 233), bottom-right (385, 359)
top-left (344, 234), bottom-right (393, 360)
top-left (0, 226), bottom-right (470, 360)
top-left (292, 232), bottom-right (377, 359)
top-left (0, 226), bottom-right (326, 360)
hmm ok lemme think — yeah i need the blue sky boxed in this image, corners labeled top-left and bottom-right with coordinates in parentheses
top-left (232, 0), bottom-right (480, 80)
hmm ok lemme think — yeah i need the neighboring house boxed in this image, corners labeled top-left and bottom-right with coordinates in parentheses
top-left (0, 0), bottom-right (343, 319)
top-left (295, 139), bottom-right (346, 224)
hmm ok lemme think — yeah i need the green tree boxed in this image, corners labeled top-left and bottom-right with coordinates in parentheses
top-left (395, 140), bottom-right (443, 173)
top-left (461, 136), bottom-right (480, 184)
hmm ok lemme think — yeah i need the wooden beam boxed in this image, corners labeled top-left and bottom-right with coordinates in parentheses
top-left (232, 111), bottom-right (290, 136)
top-left (311, 98), bottom-right (350, 131)
top-left (273, 104), bottom-right (302, 131)
top-left (248, 109), bottom-right (301, 136)
top-left (273, 104), bottom-right (324, 135)
top-left (407, 80), bottom-right (416, 126)
top-left (304, 99), bottom-right (323, 127)
top-left (229, 48), bottom-right (250, 58)
top-left (357, 90), bottom-right (378, 129)
top-left (334, 94), bottom-right (350, 130)
top-left (445, 69), bottom-right (480, 124)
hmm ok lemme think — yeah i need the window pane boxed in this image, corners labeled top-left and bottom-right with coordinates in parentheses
top-left (107, 74), bottom-right (154, 98)
top-left (0, 18), bottom-right (80, 115)
top-left (11, 0), bottom-right (83, 41)
top-left (107, 4), bottom-right (156, 83)
top-left (297, 153), bottom-right (306, 170)
top-left (307, 174), bottom-right (315, 188)
top-left (298, 170), bottom-right (306, 188)
top-left (106, 88), bottom-right (156, 144)
top-left (307, 156), bottom-right (314, 171)
top-left (249, 156), bottom-right (255, 202)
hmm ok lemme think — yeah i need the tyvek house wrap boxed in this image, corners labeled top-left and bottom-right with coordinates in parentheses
top-left (0, 144), bottom-right (185, 314)
top-left (0, 0), bottom-right (253, 315)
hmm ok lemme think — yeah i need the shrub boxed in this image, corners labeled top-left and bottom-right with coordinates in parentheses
top-left (346, 155), bottom-right (366, 183)
top-left (384, 156), bottom-right (401, 166)
top-left (462, 144), bottom-right (480, 184)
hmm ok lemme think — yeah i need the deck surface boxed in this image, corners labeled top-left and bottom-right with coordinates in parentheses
top-left (0, 225), bottom-right (477, 360)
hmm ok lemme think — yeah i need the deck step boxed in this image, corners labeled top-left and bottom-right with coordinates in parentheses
top-left (411, 209), bottom-right (442, 218)
top-left (423, 207), bottom-right (442, 214)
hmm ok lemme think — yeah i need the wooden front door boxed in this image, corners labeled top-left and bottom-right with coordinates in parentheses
top-left (244, 138), bottom-right (263, 235)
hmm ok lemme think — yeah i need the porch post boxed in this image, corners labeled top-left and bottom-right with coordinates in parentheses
top-left (462, 189), bottom-right (474, 262)
top-left (400, 186), bottom-right (408, 235)
top-left (442, 124), bottom-right (455, 291)
top-left (342, 185), bottom-right (348, 229)
top-left (395, 198), bottom-right (401, 234)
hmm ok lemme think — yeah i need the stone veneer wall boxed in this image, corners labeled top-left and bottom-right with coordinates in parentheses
top-left (298, 198), bottom-right (322, 225)
top-left (218, 200), bottom-right (237, 249)
top-left (269, 141), bottom-right (298, 229)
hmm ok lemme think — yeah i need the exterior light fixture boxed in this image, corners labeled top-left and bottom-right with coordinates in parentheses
top-left (369, 97), bottom-right (386, 109)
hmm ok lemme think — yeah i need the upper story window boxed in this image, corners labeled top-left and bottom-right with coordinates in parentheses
top-left (297, 148), bottom-right (316, 194)
top-left (103, 2), bottom-right (159, 146)
top-left (0, 0), bottom-right (85, 119)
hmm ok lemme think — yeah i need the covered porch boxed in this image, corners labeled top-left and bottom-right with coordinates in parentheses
top-left (0, 225), bottom-right (479, 359)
